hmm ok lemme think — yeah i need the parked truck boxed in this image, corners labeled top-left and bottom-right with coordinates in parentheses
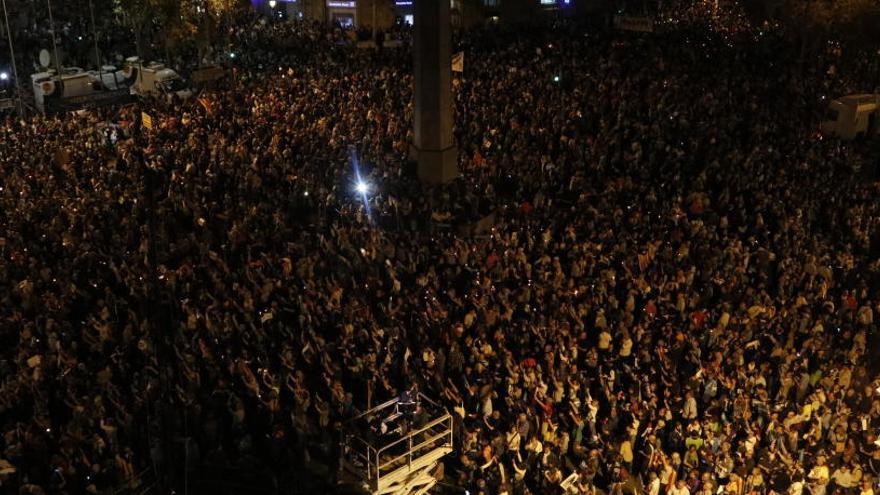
top-left (820, 94), bottom-right (880, 140)
top-left (31, 66), bottom-right (131, 112)
top-left (124, 58), bottom-right (193, 100)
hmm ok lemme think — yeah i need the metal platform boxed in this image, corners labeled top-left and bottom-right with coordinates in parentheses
top-left (340, 394), bottom-right (453, 495)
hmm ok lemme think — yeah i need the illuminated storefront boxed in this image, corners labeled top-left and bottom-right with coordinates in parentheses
top-left (539, 0), bottom-right (573, 9)
top-left (393, 0), bottom-right (413, 24)
top-left (327, 0), bottom-right (357, 27)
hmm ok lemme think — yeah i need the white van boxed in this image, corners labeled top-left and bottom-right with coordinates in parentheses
top-left (32, 68), bottom-right (91, 112)
top-left (90, 65), bottom-right (129, 91)
top-left (31, 66), bottom-right (130, 112)
top-left (820, 94), bottom-right (880, 140)
top-left (125, 58), bottom-right (193, 100)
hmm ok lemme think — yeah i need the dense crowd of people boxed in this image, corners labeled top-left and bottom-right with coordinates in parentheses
top-left (2, 7), bottom-right (880, 495)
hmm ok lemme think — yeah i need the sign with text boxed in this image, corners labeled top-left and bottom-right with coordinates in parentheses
top-left (141, 112), bottom-right (154, 130)
top-left (452, 51), bottom-right (464, 72)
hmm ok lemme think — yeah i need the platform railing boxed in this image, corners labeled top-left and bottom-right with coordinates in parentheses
top-left (341, 394), bottom-right (453, 492)
top-left (375, 413), bottom-right (452, 472)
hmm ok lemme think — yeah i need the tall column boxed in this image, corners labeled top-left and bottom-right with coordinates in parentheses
top-left (411, 0), bottom-right (458, 184)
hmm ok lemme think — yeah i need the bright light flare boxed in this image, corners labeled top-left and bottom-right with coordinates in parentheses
top-left (0, 72), bottom-right (8, 81)
top-left (349, 146), bottom-right (374, 224)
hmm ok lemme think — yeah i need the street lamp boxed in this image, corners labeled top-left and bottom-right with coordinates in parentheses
top-left (355, 181), bottom-right (369, 195)
top-left (269, 0), bottom-right (277, 7)
top-left (1, 0), bottom-right (23, 115)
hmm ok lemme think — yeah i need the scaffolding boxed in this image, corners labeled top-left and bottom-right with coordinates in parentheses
top-left (340, 394), bottom-right (453, 495)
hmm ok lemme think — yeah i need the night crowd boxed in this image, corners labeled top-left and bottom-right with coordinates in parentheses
top-left (2, 9), bottom-right (880, 495)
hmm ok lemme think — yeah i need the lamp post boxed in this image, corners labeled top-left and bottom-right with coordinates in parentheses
top-left (1, 0), bottom-right (23, 115)
top-left (88, 0), bottom-right (102, 81)
top-left (46, 0), bottom-right (62, 75)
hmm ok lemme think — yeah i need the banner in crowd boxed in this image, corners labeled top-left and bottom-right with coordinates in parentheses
top-left (452, 51), bottom-right (464, 73)
top-left (142, 112), bottom-right (154, 130)
top-left (613, 15), bottom-right (655, 32)
top-left (198, 97), bottom-right (214, 116)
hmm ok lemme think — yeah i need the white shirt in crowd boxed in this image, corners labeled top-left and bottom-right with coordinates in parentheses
top-left (682, 396), bottom-right (698, 420)
top-left (669, 483), bottom-right (691, 495)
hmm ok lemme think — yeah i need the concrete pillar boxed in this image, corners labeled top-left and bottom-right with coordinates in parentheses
top-left (411, 0), bottom-right (458, 184)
